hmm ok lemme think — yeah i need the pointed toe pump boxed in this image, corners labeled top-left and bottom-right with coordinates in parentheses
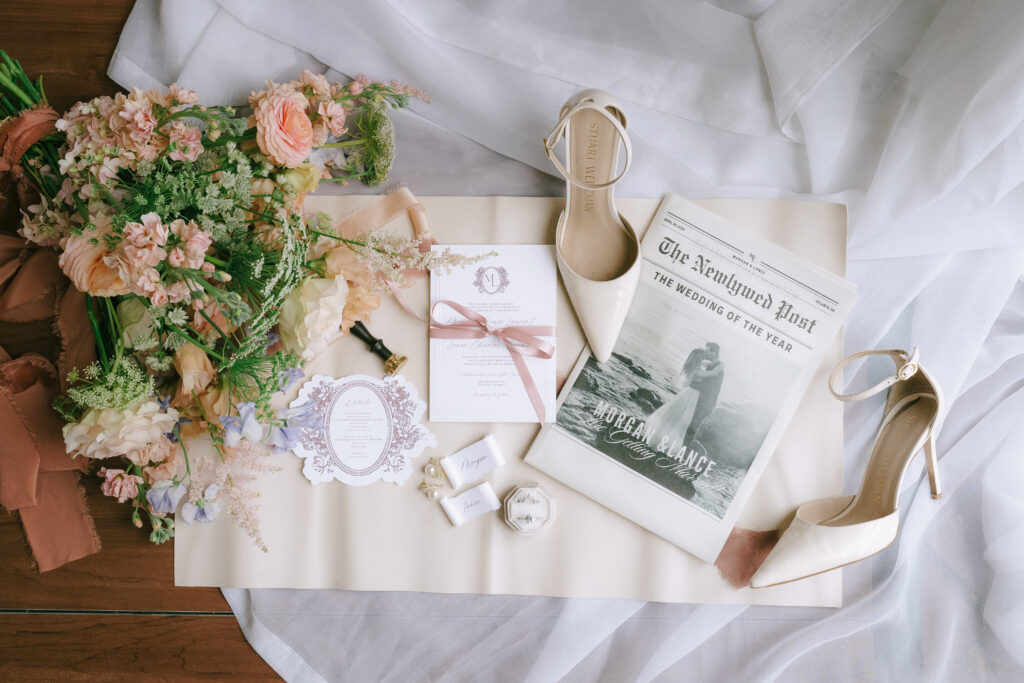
top-left (750, 348), bottom-right (943, 589)
top-left (544, 89), bottom-right (640, 363)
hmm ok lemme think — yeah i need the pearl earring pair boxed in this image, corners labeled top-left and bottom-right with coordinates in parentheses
top-left (419, 458), bottom-right (451, 500)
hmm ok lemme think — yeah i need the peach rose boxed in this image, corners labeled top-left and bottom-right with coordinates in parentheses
top-left (143, 443), bottom-right (184, 484)
top-left (341, 284), bottom-right (381, 334)
top-left (325, 246), bottom-right (373, 288)
top-left (172, 342), bottom-right (216, 407)
top-left (250, 82), bottom-right (313, 168)
top-left (198, 382), bottom-right (232, 422)
top-left (58, 217), bottom-right (131, 297)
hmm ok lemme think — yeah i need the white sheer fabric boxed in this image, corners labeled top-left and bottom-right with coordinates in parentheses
top-left (110, 0), bottom-right (1024, 679)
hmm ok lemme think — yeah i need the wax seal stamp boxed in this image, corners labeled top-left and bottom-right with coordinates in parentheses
top-left (503, 484), bottom-right (554, 536)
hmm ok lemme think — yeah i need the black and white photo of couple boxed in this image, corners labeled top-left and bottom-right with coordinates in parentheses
top-left (644, 341), bottom-right (724, 452)
top-left (553, 279), bottom-right (799, 519)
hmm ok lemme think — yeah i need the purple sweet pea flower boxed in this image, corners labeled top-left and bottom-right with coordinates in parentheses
top-left (267, 426), bottom-right (304, 454)
top-left (219, 402), bottom-right (267, 447)
top-left (281, 402), bottom-right (319, 429)
top-left (146, 480), bottom-right (187, 514)
top-left (180, 484), bottom-right (220, 524)
top-left (157, 394), bottom-right (173, 411)
top-left (237, 402), bottom-right (266, 441)
top-left (265, 332), bottom-right (280, 350)
top-left (219, 415), bottom-right (242, 445)
top-left (278, 367), bottom-right (305, 392)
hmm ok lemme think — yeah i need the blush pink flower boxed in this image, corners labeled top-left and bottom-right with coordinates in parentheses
top-left (170, 219), bottom-right (212, 269)
top-left (169, 83), bottom-right (199, 105)
top-left (250, 82), bottom-right (313, 168)
top-left (167, 121), bottom-right (204, 162)
top-left (129, 266), bottom-right (161, 295)
top-left (166, 280), bottom-right (191, 303)
top-left (317, 100), bottom-right (348, 137)
top-left (184, 231), bottom-right (212, 265)
top-left (168, 247), bottom-right (186, 267)
top-left (297, 70), bottom-right (331, 100)
top-left (149, 288), bottom-right (168, 306)
top-left (124, 212), bottom-right (168, 247)
top-left (99, 468), bottom-right (144, 504)
top-left (119, 91), bottom-right (157, 145)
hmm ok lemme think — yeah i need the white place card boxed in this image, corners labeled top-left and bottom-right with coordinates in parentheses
top-left (429, 245), bottom-right (557, 422)
top-left (440, 481), bottom-right (501, 527)
top-left (440, 434), bottom-right (505, 489)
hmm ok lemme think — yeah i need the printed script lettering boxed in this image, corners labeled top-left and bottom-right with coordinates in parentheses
top-left (592, 400), bottom-right (717, 482)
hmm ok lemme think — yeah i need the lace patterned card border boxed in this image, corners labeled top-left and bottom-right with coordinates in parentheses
top-left (290, 374), bottom-right (435, 486)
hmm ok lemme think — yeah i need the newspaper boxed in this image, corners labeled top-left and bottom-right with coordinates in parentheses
top-left (525, 194), bottom-right (857, 563)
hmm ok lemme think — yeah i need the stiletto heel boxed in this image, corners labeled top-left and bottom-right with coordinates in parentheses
top-left (923, 432), bottom-right (941, 500)
top-left (750, 348), bottom-right (943, 588)
top-left (543, 89), bottom-right (640, 363)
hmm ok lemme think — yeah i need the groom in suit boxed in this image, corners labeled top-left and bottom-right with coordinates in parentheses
top-left (684, 342), bottom-right (724, 445)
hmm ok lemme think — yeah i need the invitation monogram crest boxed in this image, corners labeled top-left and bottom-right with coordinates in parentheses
top-left (472, 265), bottom-right (510, 294)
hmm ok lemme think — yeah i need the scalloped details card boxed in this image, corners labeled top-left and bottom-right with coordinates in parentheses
top-left (290, 375), bottom-right (436, 486)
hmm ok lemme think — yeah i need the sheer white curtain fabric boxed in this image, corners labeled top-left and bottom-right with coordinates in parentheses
top-left (109, 0), bottom-right (1024, 680)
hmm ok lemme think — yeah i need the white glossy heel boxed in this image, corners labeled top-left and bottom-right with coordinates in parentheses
top-left (544, 89), bottom-right (640, 363)
top-left (750, 348), bottom-right (943, 588)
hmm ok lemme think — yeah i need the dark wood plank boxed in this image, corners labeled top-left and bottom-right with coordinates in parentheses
top-left (0, 4), bottom-right (280, 679)
top-left (0, 0), bottom-right (135, 112)
top-left (0, 475), bottom-right (230, 612)
top-left (0, 0), bottom-right (228, 615)
top-left (0, 614), bottom-right (280, 681)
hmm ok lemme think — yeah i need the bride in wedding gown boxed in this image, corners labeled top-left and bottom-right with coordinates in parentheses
top-left (645, 348), bottom-right (706, 451)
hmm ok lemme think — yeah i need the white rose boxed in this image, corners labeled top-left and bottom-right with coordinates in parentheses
top-left (63, 400), bottom-right (179, 460)
top-left (278, 277), bottom-right (349, 360)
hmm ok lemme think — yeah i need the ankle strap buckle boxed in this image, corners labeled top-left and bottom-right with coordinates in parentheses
top-left (897, 348), bottom-right (920, 381)
top-left (829, 347), bottom-right (922, 402)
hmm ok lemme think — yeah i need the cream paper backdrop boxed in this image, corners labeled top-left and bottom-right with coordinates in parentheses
top-left (175, 195), bottom-right (845, 607)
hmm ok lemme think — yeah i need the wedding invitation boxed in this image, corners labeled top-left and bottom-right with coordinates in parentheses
top-left (289, 374), bottom-right (434, 486)
top-left (429, 244), bottom-right (557, 422)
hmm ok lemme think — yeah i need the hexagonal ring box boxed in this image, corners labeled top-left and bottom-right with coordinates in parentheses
top-left (503, 484), bottom-right (555, 536)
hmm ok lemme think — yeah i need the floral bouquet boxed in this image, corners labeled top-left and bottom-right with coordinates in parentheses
top-left (0, 51), bottom-right (474, 549)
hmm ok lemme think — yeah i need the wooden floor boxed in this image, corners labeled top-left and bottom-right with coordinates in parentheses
top-left (0, 2), bottom-right (278, 680)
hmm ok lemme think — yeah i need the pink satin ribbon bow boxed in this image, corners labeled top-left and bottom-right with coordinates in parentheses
top-left (428, 300), bottom-right (554, 423)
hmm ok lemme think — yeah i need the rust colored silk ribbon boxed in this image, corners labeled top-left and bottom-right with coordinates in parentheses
top-left (0, 233), bottom-right (100, 571)
top-left (0, 104), bottom-right (59, 212)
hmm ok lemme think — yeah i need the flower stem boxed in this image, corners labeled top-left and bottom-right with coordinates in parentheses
top-left (168, 327), bottom-right (227, 363)
top-left (84, 295), bottom-right (110, 373)
top-left (314, 139), bottom-right (365, 149)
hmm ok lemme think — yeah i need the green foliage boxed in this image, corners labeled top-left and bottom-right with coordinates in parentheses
top-left (57, 360), bottom-right (154, 420)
